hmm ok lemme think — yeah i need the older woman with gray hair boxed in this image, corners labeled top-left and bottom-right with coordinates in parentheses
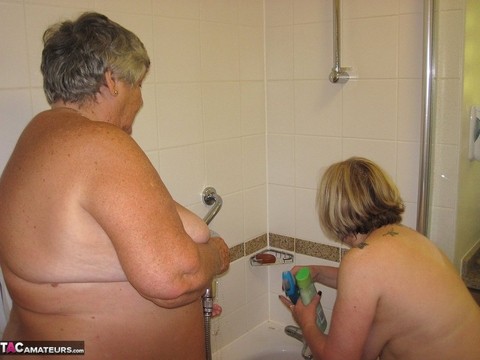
top-left (280, 157), bottom-right (480, 360)
top-left (0, 12), bottom-right (229, 359)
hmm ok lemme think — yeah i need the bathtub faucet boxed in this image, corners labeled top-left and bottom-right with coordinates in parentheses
top-left (284, 325), bottom-right (314, 360)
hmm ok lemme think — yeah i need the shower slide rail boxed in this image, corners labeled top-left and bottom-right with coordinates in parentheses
top-left (416, 0), bottom-right (434, 235)
top-left (329, 0), bottom-right (349, 83)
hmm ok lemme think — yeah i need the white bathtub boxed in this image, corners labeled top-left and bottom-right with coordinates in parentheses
top-left (212, 321), bottom-right (304, 360)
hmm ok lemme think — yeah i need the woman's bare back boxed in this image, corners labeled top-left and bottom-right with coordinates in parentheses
top-left (0, 110), bottom-right (213, 359)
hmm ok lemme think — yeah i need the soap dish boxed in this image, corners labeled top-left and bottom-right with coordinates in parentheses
top-left (249, 249), bottom-right (294, 266)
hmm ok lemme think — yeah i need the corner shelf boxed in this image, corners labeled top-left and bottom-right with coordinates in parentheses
top-left (249, 248), bottom-right (294, 266)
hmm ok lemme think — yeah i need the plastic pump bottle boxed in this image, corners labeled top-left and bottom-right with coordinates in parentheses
top-left (295, 267), bottom-right (328, 333)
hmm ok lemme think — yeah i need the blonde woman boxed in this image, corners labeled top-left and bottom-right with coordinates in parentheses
top-left (280, 157), bottom-right (480, 360)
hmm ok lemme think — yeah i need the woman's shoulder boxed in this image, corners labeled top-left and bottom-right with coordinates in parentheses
top-left (340, 225), bottom-right (413, 269)
top-left (35, 109), bottom-right (138, 150)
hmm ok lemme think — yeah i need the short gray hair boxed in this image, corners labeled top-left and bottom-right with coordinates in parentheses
top-left (41, 12), bottom-right (150, 105)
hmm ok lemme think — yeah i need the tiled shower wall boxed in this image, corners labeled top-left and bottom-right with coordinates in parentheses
top-left (0, 0), bottom-right (468, 351)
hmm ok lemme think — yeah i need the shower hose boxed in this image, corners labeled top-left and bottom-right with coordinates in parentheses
top-left (201, 187), bottom-right (222, 360)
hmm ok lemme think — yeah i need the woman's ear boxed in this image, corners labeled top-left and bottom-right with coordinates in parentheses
top-left (104, 70), bottom-right (119, 96)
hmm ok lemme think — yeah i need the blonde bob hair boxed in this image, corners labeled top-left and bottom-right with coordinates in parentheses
top-left (316, 157), bottom-right (404, 242)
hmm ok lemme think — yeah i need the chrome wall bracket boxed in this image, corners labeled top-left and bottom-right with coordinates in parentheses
top-left (202, 187), bottom-right (223, 225)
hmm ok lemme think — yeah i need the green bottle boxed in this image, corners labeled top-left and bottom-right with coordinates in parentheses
top-left (295, 267), bottom-right (328, 333)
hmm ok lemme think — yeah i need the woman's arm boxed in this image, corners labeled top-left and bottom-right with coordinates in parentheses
top-left (291, 265), bottom-right (339, 289)
top-left (81, 124), bottom-right (229, 308)
top-left (289, 250), bottom-right (379, 360)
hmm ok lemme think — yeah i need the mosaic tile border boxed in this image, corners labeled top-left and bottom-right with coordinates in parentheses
top-left (228, 233), bottom-right (342, 263)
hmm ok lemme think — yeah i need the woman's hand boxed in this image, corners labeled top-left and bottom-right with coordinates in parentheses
top-left (212, 303), bottom-right (222, 317)
top-left (279, 293), bottom-right (320, 329)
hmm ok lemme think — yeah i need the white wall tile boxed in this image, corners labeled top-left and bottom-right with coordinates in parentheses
top-left (246, 256), bottom-right (269, 303)
top-left (244, 186), bottom-right (267, 241)
top-left (25, 0), bottom-right (94, 7)
top-left (153, 0), bottom-right (201, 19)
top-left (429, 206), bottom-right (456, 258)
top-left (343, 0), bottom-right (399, 19)
top-left (132, 83), bottom-right (158, 152)
top-left (399, 0), bottom-right (424, 14)
top-left (266, 26), bottom-right (294, 80)
top-left (268, 134), bottom-right (295, 186)
top-left (342, 80), bottom-right (397, 140)
top-left (243, 135), bottom-right (267, 188)
top-left (402, 201), bottom-right (418, 230)
top-left (434, 79), bottom-right (462, 145)
top-left (265, 0), bottom-right (293, 27)
top-left (159, 144), bottom-right (206, 207)
top-left (153, 17), bottom-right (201, 83)
top-left (293, 0), bottom-right (331, 24)
top-left (239, 0), bottom-right (264, 27)
top-left (201, 22), bottom-right (239, 81)
top-left (398, 79), bottom-right (422, 142)
top-left (295, 80), bottom-right (342, 136)
top-left (268, 185), bottom-right (296, 238)
top-left (0, 3), bottom-right (29, 89)
top-left (239, 26), bottom-right (265, 81)
top-left (30, 88), bottom-right (50, 115)
top-left (436, 10), bottom-right (463, 79)
top-left (156, 83), bottom-right (204, 148)
top-left (431, 144), bottom-right (459, 209)
top-left (205, 139), bottom-right (243, 194)
top-left (201, 0), bottom-right (238, 24)
top-left (294, 22), bottom-right (332, 80)
top-left (217, 260), bottom-right (246, 315)
top-left (399, 13), bottom-right (424, 79)
top-left (267, 81), bottom-right (295, 134)
top-left (343, 17), bottom-right (398, 79)
top-left (95, 0), bottom-right (151, 15)
top-left (437, 0), bottom-right (464, 11)
top-left (240, 82), bottom-right (266, 135)
top-left (210, 192), bottom-right (245, 248)
top-left (396, 141), bottom-right (420, 204)
top-left (203, 82), bottom-right (241, 141)
top-left (0, 90), bottom-right (32, 171)
top-left (295, 188), bottom-right (322, 243)
top-left (294, 136), bottom-right (342, 190)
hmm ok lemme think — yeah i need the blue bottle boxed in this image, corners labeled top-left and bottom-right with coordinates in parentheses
top-left (282, 271), bottom-right (300, 304)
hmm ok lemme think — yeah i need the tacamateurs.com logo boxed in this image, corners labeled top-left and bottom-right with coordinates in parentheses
top-left (0, 341), bottom-right (85, 355)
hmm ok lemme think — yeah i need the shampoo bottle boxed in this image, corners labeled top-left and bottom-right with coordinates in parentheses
top-left (295, 267), bottom-right (328, 333)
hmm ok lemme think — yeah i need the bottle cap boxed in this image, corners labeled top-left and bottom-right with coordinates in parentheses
top-left (295, 267), bottom-right (312, 289)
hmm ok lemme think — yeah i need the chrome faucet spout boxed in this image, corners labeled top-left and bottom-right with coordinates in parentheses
top-left (284, 325), bottom-right (304, 343)
top-left (285, 325), bottom-right (314, 360)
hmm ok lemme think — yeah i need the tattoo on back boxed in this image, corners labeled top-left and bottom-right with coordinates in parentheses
top-left (383, 228), bottom-right (399, 237)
